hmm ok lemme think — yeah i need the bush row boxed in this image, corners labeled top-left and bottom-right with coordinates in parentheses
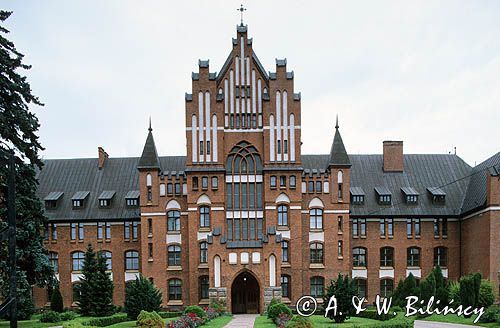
top-left (82, 314), bottom-right (129, 327)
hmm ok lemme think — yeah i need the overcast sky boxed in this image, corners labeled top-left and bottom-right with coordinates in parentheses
top-left (5, 1), bottom-right (500, 166)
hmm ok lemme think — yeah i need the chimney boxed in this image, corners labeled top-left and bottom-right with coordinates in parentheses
top-left (383, 141), bottom-right (403, 172)
top-left (98, 147), bottom-right (108, 170)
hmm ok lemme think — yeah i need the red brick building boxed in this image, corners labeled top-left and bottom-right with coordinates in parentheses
top-left (34, 24), bottom-right (500, 313)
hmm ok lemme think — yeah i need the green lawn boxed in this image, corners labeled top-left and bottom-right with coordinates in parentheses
top-left (254, 313), bottom-right (414, 327)
top-left (421, 313), bottom-right (499, 327)
top-left (253, 315), bottom-right (276, 328)
top-left (203, 315), bottom-right (233, 327)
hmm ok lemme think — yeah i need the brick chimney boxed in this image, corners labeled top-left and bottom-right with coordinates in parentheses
top-left (383, 141), bottom-right (403, 172)
top-left (98, 147), bottom-right (108, 170)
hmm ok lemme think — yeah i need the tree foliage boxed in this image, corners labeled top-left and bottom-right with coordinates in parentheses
top-left (124, 275), bottom-right (162, 319)
top-left (323, 273), bottom-right (357, 323)
top-left (393, 273), bottom-right (419, 307)
top-left (50, 283), bottom-right (64, 313)
top-left (0, 10), bottom-right (51, 319)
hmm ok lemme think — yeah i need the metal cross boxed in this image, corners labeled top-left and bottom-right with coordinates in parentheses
top-left (237, 4), bottom-right (247, 25)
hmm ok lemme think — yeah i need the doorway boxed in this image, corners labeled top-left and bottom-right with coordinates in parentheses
top-left (231, 271), bottom-right (260, 314)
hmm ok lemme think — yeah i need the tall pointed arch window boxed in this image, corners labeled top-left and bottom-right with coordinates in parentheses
top-left (226, 142), bottom-right (263, 241)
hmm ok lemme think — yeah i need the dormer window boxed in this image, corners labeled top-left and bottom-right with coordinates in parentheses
top-left (427, 187), bottom-right (446, 205)
top-left (98, 191), bottom-right (115, 208)
top-left (44, 191), bottom-right (63, 209)
top-left (375, 187), bottom-right (392, 205)
top-left (72, 191), bottom-right (90, 209)
top-left (350, 187), bottom-right (365, 205)
top-left (401, 187), bottom-right (419, 205)
top-left (125, 191), bottom-right (140, 207)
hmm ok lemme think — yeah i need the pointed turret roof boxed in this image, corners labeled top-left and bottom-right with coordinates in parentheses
top-left (328, 116), bottom-right (351, 168)
top-left (138, 119), bottom-right (161, 170)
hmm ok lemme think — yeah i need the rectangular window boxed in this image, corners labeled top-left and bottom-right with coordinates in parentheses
top-left (414, 219), bottom-right (421, 237)
top-left (132, 222), bottom-right (138, 239)
top-left (352, 219), bottom-right (359, 237)
top-left (407, 219), bottom-right (413, 237)
top-left (308, 181), bottom-right (314, 193)
top-left (105, 222), bottom-right (111, 239)
top-left (442, 218), bottom-right (448, 237)
top-left (338, 183), bottom-right (343, 199)
top-left (316, 181), bottom-right (322, 193)
top-left (360, 219), bottom-right (366, 236)
top-left (175, 183), bottom-right (181, 195)
top-left (387, 219), bottom-right (393, 236)
top-left (289, 175), bottom-right (296, 188)
top-left (270, 176), bottom-right (277, 188)
top-left (148, 243), bottom-right (153, 258)
top-left (202, 176), bottom-right (209, 190)
top-left (126, 198), bottom-right (138, 206)
top-left (78, 223), bottom-right (84, 240)
top-left (72, 199), bottom-right (82, 208)
top-left (338, 216), bottom-right (343, 232)
top-left (277, 140), bottom-right (281, 154)
top-left (97, 222), bottom-right (104, 240)
top-left (283, 140), bottom-right (288, 154)
top-left (406, 195), bottom-right (418, 204)
top-left (211, 177), bottom-right (218, 190)
top-left (434, 219), bottom-right (440, 237)
top-left (206, 141), bottom-right (211, 155)
top-left (338, 240), bottom-right (343, 257)
top-left (124, 222), bottom-right (130, 239)
top-left (280, 176), bottom-right (286, 188)
top-left (192, 177), bottom-right (199, 190)
top-left (167, 183), bottom-right (173, 195)
top-left (148, 218), bottom-right (153, 235)
top-left (199, 141), bottom-right (204, 155)
top-left (380, 219), bottom-right (385, 237)
top-left (51, 224), bottom-right (57, 240)
top-left (352, 195), bottom-right (364, 205)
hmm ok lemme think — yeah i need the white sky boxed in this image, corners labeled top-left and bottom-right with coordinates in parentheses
top-left (5, 1), bottom-right (500, 166)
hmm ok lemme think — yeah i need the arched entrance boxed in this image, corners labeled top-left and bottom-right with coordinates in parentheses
top-left (231, 271), bottom-right (260, 314)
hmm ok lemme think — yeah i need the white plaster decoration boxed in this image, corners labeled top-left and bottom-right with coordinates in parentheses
top-left (224, 79), bottom-right (229, 114)
top-left (246, 57), bottom-right (250, 86)
top-left (252, 252), bottom-right (261, 264)
top-left (183, 183), bottom-right (188, 195)
top-left (230, 70), bottom-right (234, 114)
top-left (235, 57), bottom-right (239, 86)
top-left (214, 256), bottom-right (221, 287)
top-left (323, 181), bottom-right (330, 193)
top-left (212, 115), bottom-right (218, 162)
top-left (276, 91), bottom-right (282, 162)
top-left (406, 268), bottom-right (421, 278)
top-left (290, 114), bottom-right (295, 162)
top-left (309, 232), bottom-right (324, 242)
top-left (124, 272), bottom-right (140, 282)
top-left (338, 171), bottom-right (343, 183)
top-left (166, 200), bottom-right (181, 210)
top-left (280, 230), bottom-right (291, 239)
top-left (290, 206), bottom-right (302, 210)
top-left (241, 252), bottom-right (249, 264)
top-left (301, 182), bottom-right (307, 193)
top-left (269, 255), bottom-right (276, 287)
top-left (308, 197), bottom-right (324, 209)
top-left (205, 92), bottom-right (211, 162)
top-left (71, 273), bottom-right (83, 282)
top-left (269, 115), bottom-right (275, 161)
top-left (146, 174), bottom-right (152, 187)
top-left (197, 194), bottom-right (211, 205)
top-left (54, 273), bottom-right (60, 281)
top-left (197, 232), bottom-right (209, 241)
top-left (159, 183), bottom-right (166, 196)
top-left (192, 115), bottom-right (197, 162)
top-left (240, 38), bottom-right (245, 85)
top-left (442, 268), bottom-right (448, 278)
top-left (257, 79), bottom-right (262, 113)
top-left (229, 253), bottom-right (237, 265)
top-left (265, 205), bottom-right (277, 210)
top-left (323, 209), bottom-right (350, 214)
top-left (379, 269), bottom-right (395, 278)
top-left (283, 91), bottom-right (288, 161)
top-left (252, 70), bottom-right (256, 114)
top-left (275, 193), bottom-right (290, 204)
top-left (166, 234), bottom-right (181, 244)
top-left (198, 92), bottom-right (204, 162)
top-left (352, 269), bottom-right (368, 279)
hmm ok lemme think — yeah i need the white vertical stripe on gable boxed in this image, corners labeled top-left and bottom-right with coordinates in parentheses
top-left (205, 92), bottom-right (211, 162)
top-left (283, 91), bottom-right (288, 161)
top-left (230, 70), bottom-right (234, 115)
top-left (212, 115), bottom-right (217, 162)
top-left (257, 79), bottom-right (262, 114)
top-left (191, 115), bottom-right (197, 162)
top-left (276, 91), bottom-right (282, 161)
top-left (290, 114), bottom-right (295, 162)
top-left (252, 70), bottom-right (257, 115)
top-left (270, 114), bottom-right (275, 162)
top-left (240, 37), bottom-right (245, 85)
top-left (198, 92), bottom-right (204, 162)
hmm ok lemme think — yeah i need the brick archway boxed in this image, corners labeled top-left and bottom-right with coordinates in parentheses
top-left (231, 270), bottom-right (260, 314)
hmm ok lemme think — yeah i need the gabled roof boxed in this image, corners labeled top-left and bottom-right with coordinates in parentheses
top-left (44, 191), bottom-right (63, 201)
top-left (138, 125), bottom-right (161, 170)
top-left (401, 187), bottom-right (419, 196)
top-left (327, 120), bottom-right (350, 168)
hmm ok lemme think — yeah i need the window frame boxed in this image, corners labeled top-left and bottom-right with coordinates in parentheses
top-left (167, 244), bottom-right (181, 267)
top-left (353, 247), bottom-right (367, 267)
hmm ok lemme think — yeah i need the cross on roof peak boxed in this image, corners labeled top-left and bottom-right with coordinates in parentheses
top-left (237, 4), bottom-right (247, 25)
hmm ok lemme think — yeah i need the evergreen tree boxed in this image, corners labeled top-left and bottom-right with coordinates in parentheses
top-left (50, 283), bottom-right (64, 313)
top-left (393, 273), bottom-right (419, 307)
top-left (432, 266), bottom-right (449, 310)
top-left (91, 251), bottom-right (114, 316)
top-left (76, 244), bottom-right (98, 315)
top-left (125, 275), bottom-right (162, 319)
top-left (323, 273), bottom-right (357, 323)
top-left (0, 10), bottom-right (52, 319)
top-left (419, 273), bottom-right (436, 305)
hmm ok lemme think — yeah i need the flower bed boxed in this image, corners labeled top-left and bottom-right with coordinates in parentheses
top-left (166, 305), bottom-right (225, 328)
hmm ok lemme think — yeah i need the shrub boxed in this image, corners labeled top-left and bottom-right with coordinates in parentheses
top-left (460, 274), bottom-right (478, 311)
top-left (268, 303), bottom-right (292, 322)
top-left (124, 275), bottom-right (163, 319)
top-left (478, 306), bottom-right (500, 323)
top-left (40, 310), bottom-right (61, 323)
top-left (136, 310), bottom-right (164, 328)
top-left (391, 306), bottom-right (403, 313)
top-left (204, 307), bottom-right (219, 320)
top-left (166, 313), bottom-right (204, 328)
top-left (82, 314), bottom-right (128, 327)
top-left (267, 297), bottom-right (280, 313)
top-left (275, 313), bottom-right (292, 328)
top-left (63, 322), bottom-right (97, 328)
top-left (209, 298), bottom-right (226, 314)
top-left (478, 280), bottom-right (495, 309)
top-left (323, 273), bottom-right (357, 323)
top-left (183, 305), bottom-right (206, 319)
top-left (285, 316), bottom-right (313, 328)
top-left (356, 309), bottom-right (392, 321)
top-left (60, 311), bottom-right (77, 321)
top-left (50, 285), bottom-right (64, 313)
top-left (448, 281), bottom-right (460, 305)
top-left (158, 311), bottom-right (182, 319)
top-left (393, 274), bottom-right (418, 308)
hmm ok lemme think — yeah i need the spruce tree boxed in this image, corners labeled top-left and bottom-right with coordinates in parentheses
top-left (50, 283), bottom-right (64, 313)
top-left (0, 10), bottom-right (52, 319)
top-left (323, 273), bottom-right (356, 323)
top-left (432, 266), bottom-right (449, 310)
top-left (76, 244), bottom-right (98, 315)
top-left (125, 275), bottom-right (162, 319)
top-left (91, 251), bottom-right (114, 316)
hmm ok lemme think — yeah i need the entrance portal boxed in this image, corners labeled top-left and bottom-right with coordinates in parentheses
top-left (231, 271), bottom-right (260, 314)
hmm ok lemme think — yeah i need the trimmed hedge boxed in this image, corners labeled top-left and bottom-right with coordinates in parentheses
top-left (82, 314), bottom-right (129, 327)
top-left (355, 309), bottom-right (393, 321)
top-left (40, 311), bottom-right (61, 323)
top-left (60, 311), bottom-right (77, 321)
top-left (183, 305), bottom-right (206, 319)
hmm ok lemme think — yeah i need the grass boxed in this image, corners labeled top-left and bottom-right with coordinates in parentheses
top-left (254, 313), bottom-right (415, 327)
top-left (421, 313), bottom-right (499, 327)
top-left (203, 315), bottom-right (233, 327)
top-left (253, 315), bottom-right (276, 328)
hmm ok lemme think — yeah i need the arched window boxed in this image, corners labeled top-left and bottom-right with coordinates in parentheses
top-left (48, 252), bottom-right (59, 273)
top-left (353, 247), bottom-right (367, 267)
top-left (226, 142), bottom-right (263, 241)
top-left (434, 247), bottom-right (447, 267)
top-left (353, 278), bottom-right (367, 299)
top-left (146, 174), bottom-right (152, 187)
top-left (199, 276), bottom-right (209, 300)
top-left (200, 242), bottom-right (208, 264)
top-left (309, 208), bottom-right (323, 230)
top-left (71, 251), bottom-right (85, 271)
top-left (167, 210), bottom-right (180, 232)
top-left (168, 279), bottom-right (182, 300)
top-left (125, 250), bottom-right (139, 270)
top-left (380, 279), bottom-right (394, 298)
top-left (281, 240), bottom-right (289, 263)
top-left (337, 171), bottom-right (343, 199)
top-left (310, 242), bottom-right (324, 264)
top-left (310, 276), bottom-right (324, 298)
top-left (407, 247), bottom-right (420, 267)
top-left (281, 274), bottom-right (291, 299)
top-left (168, 245), bottom-right (181, 266)
top-left (199, 206), bottom-right (210, 228)
top-left (380, 247), bottom-right (394, 267)
top-left (99, 251), bottom-right (112, 271)
top-left (277, 205), bottom-right (288, 226)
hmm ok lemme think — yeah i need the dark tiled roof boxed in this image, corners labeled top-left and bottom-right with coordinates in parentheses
top-left (138, 130), bottom-right (161, 170)
top-left (461, 152), bottom-right (500, 214)
top-left (401, 187), bottom-right (419, 196)
top-left (328, 127), bottom-right (351, 167)
top-left (302, 154), bottom-right (472, 216)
